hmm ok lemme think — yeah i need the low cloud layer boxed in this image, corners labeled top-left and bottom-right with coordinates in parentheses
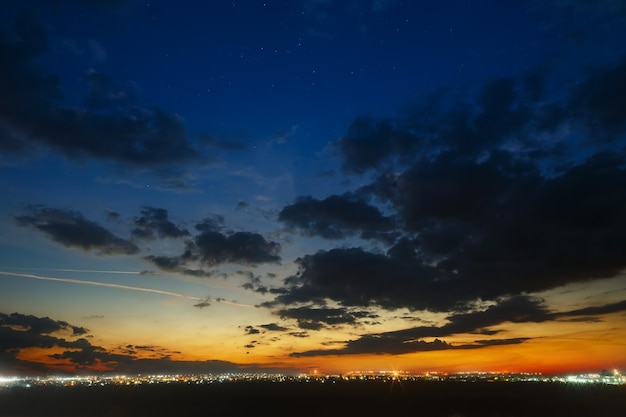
top-left (0, 311), bottom-right (294, 375)
top-left (289, 297), bottom-right (626, 356)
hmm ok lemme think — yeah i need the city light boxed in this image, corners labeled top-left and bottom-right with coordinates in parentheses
top-left (2, 369), bottom-right (623, 388)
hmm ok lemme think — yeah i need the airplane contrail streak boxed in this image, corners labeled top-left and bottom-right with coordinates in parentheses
top-left (5, 267), bottom-right (144, 275)
top-left (0, 271), bottom-right (253, 307)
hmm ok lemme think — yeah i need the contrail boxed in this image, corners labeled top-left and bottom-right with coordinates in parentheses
top-left (5, 267), bottom-right (144, 275)
top-left (0, 271), bottom-right (252, 307)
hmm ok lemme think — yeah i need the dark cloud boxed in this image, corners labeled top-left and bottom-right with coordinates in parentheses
top-left (193, 299), bottom-right (211, 309)
top-left (194, 215), bottom-right (226, 233)
top-left (290, 296), bottom-right (546, 355)
top-left (0, 14), bottom-right (201, 167)
top-left (270, 164), bottom-right (626, 310)
top-left (143, 220), bottom-right (280, 274)
top-left (339, 116), bottom-right (420, 174)
top-left (557, 299), bottom-right (626, 318)
top-left (132, 206), bottom-right (189, 240)
top-left (50, 338), bottom-right (132, 366)
top-left (276, 306), bottom-right (377, 330)
top-left (143, 254), bottom-right (214, 277)
top-left (287, 331), bottom-right (309, 338)
top-left (465, 338), bottom-right (530, 348)
top-left (259, 323), bottom-right (289, 332)
top-left (144, 255), bottom-right (184, 271)
top-left (337, 78), bottom-right (538, 174)
top-left (0, 312), bottom-right (104, 373)
top-left (245, 326), bottom-right (260, 335)
top-left (291, 338), bottom-right (456, 357)
top-left (193, 229), bottom-right (280, 266)
top-left (107, 211), bottom-right (121, 221)
top-left (569, 57), bottom-right (626, 142)
top-left (287, 296), bottom-right (626, 357)
top-left (271, 59), bottom-right (626, 312)
top-left (0, 312), bottom-right (88, 336)
top-left (15, 206), bottom-right (139, 255)
top-left (0, 311), bottom-right (294, 375)
top-left (278, 194), bottom-right (396, 241)
top-left (267, 247), bottom-right (449, 312)
top-left (339, 57), bottom-right (626, 175)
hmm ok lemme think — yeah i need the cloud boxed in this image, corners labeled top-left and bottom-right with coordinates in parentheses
top-left (1, 311), bottom-right (292, 375)
top-left (192, 299), bottom-right (211, 309)
top-left (50, 338), bottom-right (132, 366)
top-left (146, 225), bottom-right (281, 273)
top-left (14, 205), bottom-right (279, 276)
top-left (287, 331), bottom-right (309, 338)
top-left (556, 299), bottom-right (626, 318)
top-left (276, 306), bottom-right (378, 330)
top-left (338, 57), bottom-right (626, 175)
top-left (291, 338), bottom-right (456, 357)
top-left (0, 312), bottom-right (88, 338)
top-left (269, 58), bottom-right (626, 316)
top-left (339, 116), bottom-right (422, 174)
top-left (15, 206), bottom-right (139, 255)
top-left (132, 206), bottom-right (189, 240)
top-left (0, 312), bottom-right (101, 373)
top-left (0, 14), bottom-right (201, 168)
top-left (259, 323), bottom-right (289, 332)
top-left (266, 247), bottom-right (449, 312)
top-left (283, 296), bottom-right (547, 355)
top-left (244, 326), bottom-right (260, 335)
top-left (278, 194), bottom-right (396, 241)
top-left (191, 221), bottom-right (281, 266)
top-left (286, 296), bottom-right (626, 356)
top-left (569, 58), bottom-right (626, 142)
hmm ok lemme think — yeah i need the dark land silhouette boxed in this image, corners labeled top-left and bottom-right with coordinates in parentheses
top-left (1, 380), bottom-right (625, 417)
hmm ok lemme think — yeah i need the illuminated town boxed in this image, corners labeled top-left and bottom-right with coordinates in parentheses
top-left (1, 369), bottom-right (624, 388)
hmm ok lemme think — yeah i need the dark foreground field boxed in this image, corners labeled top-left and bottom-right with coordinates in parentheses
top-left (1, 380), bottom-right (625, 417)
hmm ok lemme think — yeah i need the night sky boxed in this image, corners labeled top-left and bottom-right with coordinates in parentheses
top-left (1, 0), bottom-right (626, 376)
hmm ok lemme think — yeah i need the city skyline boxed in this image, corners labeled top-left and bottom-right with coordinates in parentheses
top-left (1, 0), bottom-right (626, 377)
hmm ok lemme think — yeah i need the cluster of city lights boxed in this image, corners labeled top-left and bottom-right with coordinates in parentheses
top-left (1, 369), bottom-right (623, 388)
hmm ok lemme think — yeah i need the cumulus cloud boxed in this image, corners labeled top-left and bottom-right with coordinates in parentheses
top-left (193, 230), bottom-right (281, 266)
top-left (15, 206), bottom-right (139, 255)
top-left (278, 194), bottom-right (396, 241)
top-left (269, 57), bottom-right (626, 319)
top-left (132, 206), bottom-right (189, 240)
top-left (145, 224), bottom-right (281, 275)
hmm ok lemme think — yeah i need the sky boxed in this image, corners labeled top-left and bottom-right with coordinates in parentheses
top-left (1, 0), bottom-right (626, 377)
